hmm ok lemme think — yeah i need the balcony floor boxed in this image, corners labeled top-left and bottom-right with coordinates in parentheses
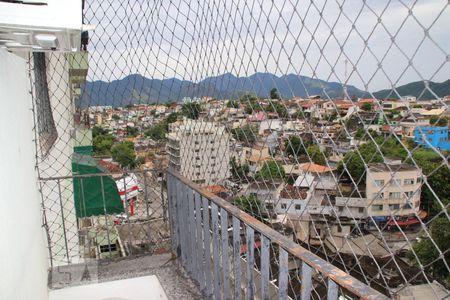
top-left (48, 253), bottom-right (202, 300)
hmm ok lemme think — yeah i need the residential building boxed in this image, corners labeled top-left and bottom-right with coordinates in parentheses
top-left (167, 119), bottom-right (231, 185)
top-left (414, 126), bottom-right (450, 150)
top-left (366, 161), bottom-right (423, 224)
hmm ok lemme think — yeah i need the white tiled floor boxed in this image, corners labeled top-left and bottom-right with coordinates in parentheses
top-left (49, 275), bottom-right (168, 300)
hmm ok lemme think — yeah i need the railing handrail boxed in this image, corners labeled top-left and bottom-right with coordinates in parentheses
top-left (168, 170), bottom-right (390, 300)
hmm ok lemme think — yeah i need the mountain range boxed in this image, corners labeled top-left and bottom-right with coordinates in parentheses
top-left (80, 73), bottom-right (450, 107)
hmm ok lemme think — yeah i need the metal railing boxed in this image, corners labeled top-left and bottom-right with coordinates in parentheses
top-left (39, 169), bottom-right (169, 266)
top-left (167, 170), bottom-right (389, 300)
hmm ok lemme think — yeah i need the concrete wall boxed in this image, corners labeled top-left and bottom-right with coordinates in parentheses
top-left (0, 50), bottom-right (49, 300)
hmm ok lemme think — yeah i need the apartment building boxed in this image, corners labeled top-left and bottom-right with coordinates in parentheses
top-left (366, 161), bottom-right (422, 223)
top-left (167, 119), bottom-right (230, 185)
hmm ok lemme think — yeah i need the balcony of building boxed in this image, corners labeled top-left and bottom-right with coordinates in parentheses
top-left (40, 170), bottom-right (389, 300)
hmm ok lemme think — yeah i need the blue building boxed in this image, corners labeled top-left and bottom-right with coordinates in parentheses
top-left (414, 126), bottom-right (450, 150)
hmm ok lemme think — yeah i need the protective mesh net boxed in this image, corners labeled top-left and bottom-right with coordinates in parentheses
top-left (33, 0), bottom-right (449, 298)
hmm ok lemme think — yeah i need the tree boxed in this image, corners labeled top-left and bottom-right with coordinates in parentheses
top-left (407, 217), bottom-right (450, 284)
top-left (231, 124), bottom-right (258, 144)
top-left (93, 134), bottom-right (114, 155)
top-left (111, 141), bottom-right (136, 168)
top-left (92, 126), bottom-right (109, 138)
top-left (270, 88), bottom-right (280, 100)
top-left (112, 114), bottom-right (120, 120)
top-left (126, 126), bottom-right (138, 137)
top-left (257, 160), bottom-right (285, 180)
top-left (144, 124), bottom-right (167, 141)
top-left (285, 136), bottom-right (308, 157)
top-left (135, 156), bottom-right (145, 167)
top-left (266, 100), bottom-right (287, 118)
top-left (361, 102), bottom-right (372, 111)
top-left (306, 144), bottom-right (326, 165)
top-left (227, 100), bottom-right (239, 108)
top-left (233, 195), bottom-right (261, 217)
top-left (338, 141), bottom-right (383, 183)
top-left (166, 112), bottom-right (179, 124)
top-left (230, 157), bottom-right (249, 180)
top-left (181, 102), bottom-right (202, 119)
top-left (430, 115), bottom-right (448, 127)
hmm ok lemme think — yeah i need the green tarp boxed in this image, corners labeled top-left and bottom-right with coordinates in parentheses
top-left (72, 153), bottom-right (124, 218)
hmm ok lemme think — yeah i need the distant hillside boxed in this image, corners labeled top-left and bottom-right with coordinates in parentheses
top-left (80, 73), bottom-right (368, 107)
top-left (373, 80), bottom-right (450, 100)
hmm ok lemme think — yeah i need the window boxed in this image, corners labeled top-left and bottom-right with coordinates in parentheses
top-left (195, 141), bottom-right (200, 145)
top-left (389, 204), bottom-right (400, 210)
top-left (196, 157), bottom-right (200, 160)
top-left (404, 178), bottom-right (415, 185)
top-left (195, 149), bottom-right (200, 153)
top-left (100, 244), bottom-right (117, 253)
top-left (372, 205), bottom-right (383, 211)
top-left (374, 180), bottom-right (384, 187)
top-left (295, 204), bottom-right (301, 210)
top-left (281, 203), bottom-right (287, 209)
top-left (403, 202), bottom-right (412, 209)
top-left (195, 172), bottom-right (201, 176)
top-left (405, 191), bottom-right (414, 198)
top-left (389, 192), bottom-right (401, 199)
top-left (373, 192), bottom-right (384, 200)
top-left (417, 177), bottom-right (422, 184)
top-left (34, 53), bottom-right (57, 156)
top-left (337, 226), bottom-right (342, 233)
top-left (391, 179), bottom-right (401, 186)
top-left (358, 207), bottom-right (364, 213)
top-left (338, 206), bottom-right (344, 212)
top-left (211, 171), bottom-right (216, 174)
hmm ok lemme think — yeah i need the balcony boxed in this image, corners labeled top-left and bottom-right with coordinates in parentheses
top-left (42, 171), bottom-right (388, 300)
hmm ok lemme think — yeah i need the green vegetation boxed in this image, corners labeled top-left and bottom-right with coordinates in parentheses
top-left (231, 124), bottom-right (258, 144)
top-left (112, 114), bottom-right (120, 120)
top-left (306, 144), bottom-right (326, 165)
top-left (361, 102), bottom-right (372, 111)
top-left (92, 126), bottom-right (114, 155)
top-left (430, 115), bottom-right (448, 127)
top-left (126, 126), bottom-right (138, 137)
top-left (166, 112), bottom-right (179, 124)
top-left (181, 102), bottom-right (202, 120)
top-left (257, 160), bottom-right (285, 180)
top-left (144, 123), bottom-right (167, 141)
top-left (285, 136), bottom-right (309, 157)
top-left (230, 157), bottom-right (249, 180)
top-left (266, 100), bottom-right (287, 118)
top-left (407, 217), bottom-right (450, 286)
top-left (270, 88), bottom-right (280, 100)
top-left (111, 141), bottom-right (137, 169)
top-left (233, 195), bottom-right (261, 217)
top-left (227, 100), bottom-right (240, 108)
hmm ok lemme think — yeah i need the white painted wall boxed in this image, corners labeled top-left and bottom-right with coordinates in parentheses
top-left (0, 49), bottom-right (49, 300)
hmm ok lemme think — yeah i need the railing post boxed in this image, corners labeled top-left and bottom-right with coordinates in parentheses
top-left (233, 216), bottom-right (242, 300)
top-left (195, 192), bottom-right (205, 291)
top-left (220, 208), bottom-right (230, 299)
top-left (278, 248), bottom-right (289, 300)
top-left (212, 202), bottom-right (221, 300)
top-left (246, 226), bottom-right (254, 300)
top-left (203, 196), bottom-right (213, 297)
top-left (301, 262), bottom-right (313, 300)
top-left (260, 235), bottom-right (270, 300)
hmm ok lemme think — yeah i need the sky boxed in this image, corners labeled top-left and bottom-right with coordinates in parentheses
top-left (84, 0), bottom-right (450, 91)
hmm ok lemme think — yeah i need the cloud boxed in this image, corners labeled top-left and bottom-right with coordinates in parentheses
top-left (84, 0), bottom-right (450, 91)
